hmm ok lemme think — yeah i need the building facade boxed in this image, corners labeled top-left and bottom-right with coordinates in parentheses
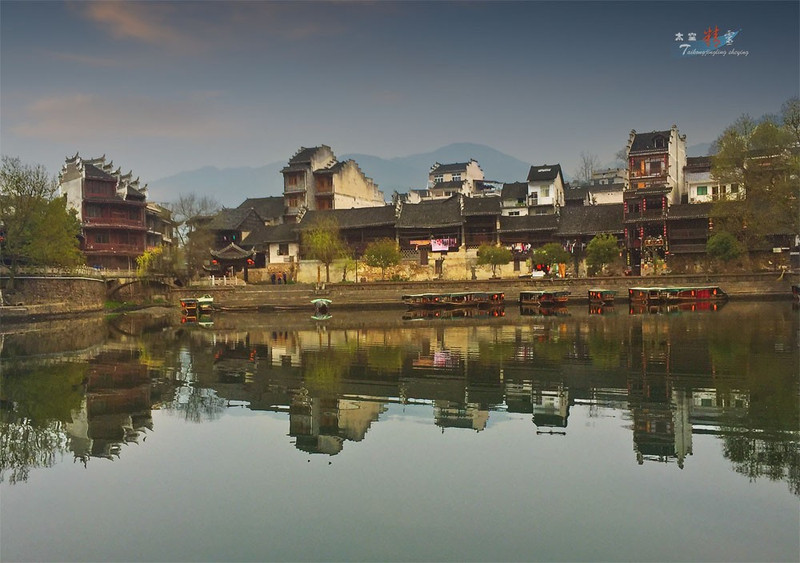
top-left (623, 126), bottom-right (687, 274)
top-left (60, 154), bottom-right (148, 270)
top-left (281, 145), bottom-right (384, 222)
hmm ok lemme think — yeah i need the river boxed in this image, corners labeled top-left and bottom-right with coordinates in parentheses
top-left (1, 301), bottom-right (798, 562)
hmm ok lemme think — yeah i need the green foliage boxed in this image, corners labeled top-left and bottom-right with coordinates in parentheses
top-left (710, 103), bottom-right (800, 251)
top-left (1, 156), bottom-right (83, 285)
top-left (585, 234), bottom-right (620, 275)
top-left (707, 231), bottom-right (744, 263)
top-left (301, 216), bottom-right (349, 283)
top-left (363, 238), bottom-right (401, 280)
top-left (532, 242), bottom-right (570, 269)
top-left (476, 243), bottom-right (512, 277)
top-left (137, 246), bottom-right (165, 277)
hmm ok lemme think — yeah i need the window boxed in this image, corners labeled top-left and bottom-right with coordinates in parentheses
top-left (452, 174), bottom-right (461, 182)
top-left (94, 233), bottom-right (109, 243)
top-left (730, 183), bottom-right (739, 193)
top-left (541, 187), bottom-right (550, 198)
top-left (434, 175), bottom-right (443, 184)
top-left (86, 206), bottom-right (103, 217)
top-left (509, 211), bottom-right (520, 216)
top-left (654, 136), bottom-right (666, 149)
top-left (278, 243), bottom-right (289, 256)
top-left (286, 175), bottom-right (297, 186)
top-left (649, 160), bottom-right (662, 175)
top-left (696, 186), bottom-right (708, 196)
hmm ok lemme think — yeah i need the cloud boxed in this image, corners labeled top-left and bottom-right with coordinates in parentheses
top-left (77, 1), bottom-right (201, 53)
top-left (12, 93), bottom-right (238, 141)
top-left (46, 50), bottom-right (124, 68)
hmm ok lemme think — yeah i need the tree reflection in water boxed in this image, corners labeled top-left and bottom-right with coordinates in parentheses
top-left (1, 303), bottom-right (797, 495)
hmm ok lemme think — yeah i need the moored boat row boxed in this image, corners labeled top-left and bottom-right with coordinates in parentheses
top-left (402, 291), bottom-right (504, 308)
top-left (402, 285), bottom-right (733, 309)
top-left (628, 286), bottom-right (728, 304)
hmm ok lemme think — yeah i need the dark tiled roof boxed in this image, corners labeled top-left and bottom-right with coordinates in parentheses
top-left (125, 185), bottom-right (146, 200)
top-left (237, 197), bottom-right (284, 220)
top-left (463, 197), bottom-right (500, 216)
top-left (667, 202), bottom-right (713, 220)
top-left (564, 187), bottom-right (589, 201)
top-left (204, 208), bottom-right (263, 231)
top-left (242, 222), bottom-right (298, 247)
top-left (397, 196), bottom-right (463, 228)
top-left (314, 161), bottom-right (346, 175)
top-left (84, 163), bottom-right (116, 181)
top-left (498, 214), bottom-right (559, 233)
top-left (685, 156), bottom-right (711, 171)
top-left (558, 204), bottom-right (624, 236)
top-left (630, 131), bottom-right (670, 153)
top-left (527, 164), bottom-right (562, 182)
top-left (210, 242), bottom-right (254, 260)
top-left (623, 185), bottom-right (671, 197)
top-left (430, 162), bottom-right (469, 174)
top-left (289, 146), bottom-right (323, 164)
top-left (300, 205), bottom-right (397, 230)
top-left (502, 182), bottom-right (528, 200)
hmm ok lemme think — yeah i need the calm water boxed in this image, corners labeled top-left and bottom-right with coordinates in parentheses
top-left (1, 302), bottom-right (798, 562)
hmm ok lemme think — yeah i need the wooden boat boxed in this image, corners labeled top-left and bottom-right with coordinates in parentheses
top-left (658, 286), bottom-right (727, 303)
top-left (197, 294), bottom-right (214, 313)
top-left (627, 287), bottom-right (666, 304)
top-left (588, 288), bottom-right (616, 304)
top-left (519, 290), bottom-right (570, 306)
top-left (402, 291), bottom-right (504, 308)
top-left (311, 298), bottom-right (332, 320)
top-left (181, 295), bottom-right (214, 314)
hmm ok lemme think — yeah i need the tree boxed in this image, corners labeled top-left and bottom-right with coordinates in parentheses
top-left (585, 233), bottom-right (620, 275)
top-left (165, 193), bottom-right (220, 247)
top-left (711, 106), bottom-right (800, 252)
top-left (363, 238), bottom-right (401, 280)
top-left (574, 152), bottom-right (600, 185)
top-left (476, 243), bottom-right (512, 278)
top-left (301, 216), bottom-right (349, 283)
top-left (532, 242), bottom-right (570, 271)
top-left (1, 156), bottom-right (83, 288)
top-left (780, 97), bottom-right (800, 145)
top-left (707, 231), bottom-right (744, 263)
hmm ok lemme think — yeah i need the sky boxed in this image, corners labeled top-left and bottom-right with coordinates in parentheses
top-left (1, 0), bottom-right (798, 200)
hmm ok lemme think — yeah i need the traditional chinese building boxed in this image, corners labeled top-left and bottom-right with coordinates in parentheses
top-left (60, 154), bottom-right (148, 270)
top-left (281, 145), bottom-right (384, 222)
top-left (623, 126), bottom-right (687, 274)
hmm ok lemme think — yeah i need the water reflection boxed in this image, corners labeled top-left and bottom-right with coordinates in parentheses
top-left (1, 303), bottom-right (798, 496)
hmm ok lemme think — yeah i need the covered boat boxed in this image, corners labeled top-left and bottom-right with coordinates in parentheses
top-left (588, 288), bottom-right (616, 304)
top-left (402, 291), bottom-right (504, 308)
top-left (519, 290), bottom-right (570, 306)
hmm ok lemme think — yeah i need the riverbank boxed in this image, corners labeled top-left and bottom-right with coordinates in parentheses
top-left (2, 271), bottom-right (797, 322)
top-left (173, 271), bottom-right (798, 312)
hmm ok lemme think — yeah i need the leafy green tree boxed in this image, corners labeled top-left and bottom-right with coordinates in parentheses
top-left (711, 107), bottom-right (800, 252)
top-left (301, 216), bottom-right (349, 283)
top-left (363, 238), bottom-right (401, 280)
top-left (1, 156), bottom-right (83, 288)
top-left (476, 243), bottom-right (512, 278)
top-left (532, 242), bottom-right (570, 271)
top-left (585, 233), bottom-right (620, 275)
top-left (707, 231), bottom-right (744, 263)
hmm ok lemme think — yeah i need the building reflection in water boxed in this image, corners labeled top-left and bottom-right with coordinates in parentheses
top-left (2, 303), bottom-right (797, 492)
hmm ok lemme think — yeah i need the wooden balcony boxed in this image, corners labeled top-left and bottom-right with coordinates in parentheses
top-left (84, 217), bottom-right (146, 229)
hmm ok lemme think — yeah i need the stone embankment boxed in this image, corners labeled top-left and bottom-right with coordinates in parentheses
top-left (2, 271), bottom-right (796, 323)
top-left (172, 271), bottom-right (798, 311)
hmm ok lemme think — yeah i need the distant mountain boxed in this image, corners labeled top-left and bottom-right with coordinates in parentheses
top-left (148, 143), bottom-right (533, 207)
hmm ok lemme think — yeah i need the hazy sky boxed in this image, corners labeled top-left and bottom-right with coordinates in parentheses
top-left (2, 0), bottom-right (798, 194)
